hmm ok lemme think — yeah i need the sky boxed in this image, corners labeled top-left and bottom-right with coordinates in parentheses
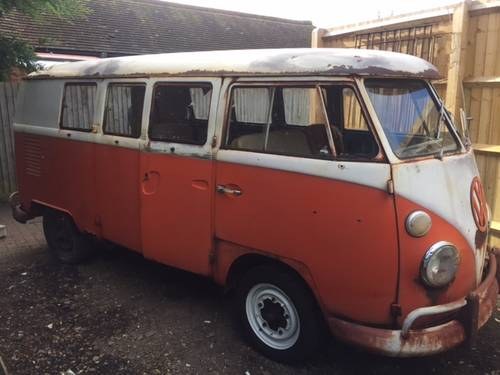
top-left (164, 0), bottom-right (459, 28)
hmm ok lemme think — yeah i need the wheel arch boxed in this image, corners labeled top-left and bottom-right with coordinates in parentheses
top-left (34, 200), bottom-right (91, 233)
top-left (215, 243), bottom-right (326, 318)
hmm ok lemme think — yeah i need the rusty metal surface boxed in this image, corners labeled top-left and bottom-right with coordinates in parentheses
top-left (329, 316), bottom-right (466, 357)
top-left (476, 251), bottom-right (499, 329)
top-left (28, 49), bottom-right (441, 80)
top-left (401, 299), bottom-right (467, 338)
top-left (327, 254), bottom-right (498, 357)
top-left (494, 248), bottom-right (500, 285)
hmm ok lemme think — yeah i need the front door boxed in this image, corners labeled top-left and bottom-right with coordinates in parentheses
top-left (215, 82), bottom-right (399, 325)
top-left (140, 79), bottom-right (221, 276)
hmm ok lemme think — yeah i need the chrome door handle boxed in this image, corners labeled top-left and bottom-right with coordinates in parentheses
top-left (216, 184), bottom-right (243, 196)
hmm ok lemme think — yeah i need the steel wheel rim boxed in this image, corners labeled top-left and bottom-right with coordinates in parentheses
top-left (245, 283), bottom-right (300, 350)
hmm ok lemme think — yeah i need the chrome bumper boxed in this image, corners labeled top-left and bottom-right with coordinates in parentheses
top-left (328, 251), bottom-right (498, 357)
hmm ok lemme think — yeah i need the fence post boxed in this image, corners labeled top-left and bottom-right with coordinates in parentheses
top-left (311, 28), bottom-right (327, 48)
top-left (445, 1), bottom-right (470, 120)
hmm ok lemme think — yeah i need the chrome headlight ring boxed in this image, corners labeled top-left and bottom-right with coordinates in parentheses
top-left (421, 241), bottom-right (460, 288)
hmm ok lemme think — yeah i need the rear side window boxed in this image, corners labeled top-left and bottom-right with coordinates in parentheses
top-left (60, 83), bottom-right (97, 131)
top-left (149, 84), bottom-right (212, 145)
top-left (103, 83), bottom-right (146, 138)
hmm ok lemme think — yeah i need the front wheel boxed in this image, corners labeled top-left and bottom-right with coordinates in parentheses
top-left (43, 210), bottom-right (94, 264)
top-left (235, 265), bottom-right (325, 363)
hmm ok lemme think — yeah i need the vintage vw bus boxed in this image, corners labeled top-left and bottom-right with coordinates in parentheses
top-left (10, 49), bottom-right (498, 362)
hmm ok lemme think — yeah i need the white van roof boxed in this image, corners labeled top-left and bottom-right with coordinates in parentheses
top-left (29, 48), bottom-right (440, 80)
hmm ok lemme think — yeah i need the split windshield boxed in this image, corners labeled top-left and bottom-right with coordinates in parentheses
top-left (365, 79), bottom-right (461, 159)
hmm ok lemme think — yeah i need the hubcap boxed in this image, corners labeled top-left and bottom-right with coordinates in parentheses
top-left (245, 283), bottom-right (300, 350)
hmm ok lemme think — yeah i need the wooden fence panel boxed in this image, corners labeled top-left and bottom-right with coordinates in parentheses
top-left (319, 3), bottom-right (500, 244)
top-left (0, 81), bottom-right (19, 199)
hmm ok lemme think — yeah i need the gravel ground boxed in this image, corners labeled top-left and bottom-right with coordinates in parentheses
top-left (0, 204), bottom-right (499, 375)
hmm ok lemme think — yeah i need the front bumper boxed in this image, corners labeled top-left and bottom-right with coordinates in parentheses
top-left (328, 250), bottom-right (499, 357)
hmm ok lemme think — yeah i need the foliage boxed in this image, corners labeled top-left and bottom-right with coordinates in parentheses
top-left (0, 36), bottom-right (37, 80)
top-left (0, 0), bottom-right (88, 80)
top-left (0, 0), bottom-right (88, 19)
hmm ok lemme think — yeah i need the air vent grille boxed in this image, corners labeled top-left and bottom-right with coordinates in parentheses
top-left (23, 136), bottom-right (42, 177)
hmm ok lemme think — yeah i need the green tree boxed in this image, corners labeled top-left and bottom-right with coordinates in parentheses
top-left (0, 0), bottom-right (88, 80)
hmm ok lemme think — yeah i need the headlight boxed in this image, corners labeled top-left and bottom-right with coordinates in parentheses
top-left (406, 211), bottom-right (432, 237)
top-left (421, 242), bottom-right (460, 288)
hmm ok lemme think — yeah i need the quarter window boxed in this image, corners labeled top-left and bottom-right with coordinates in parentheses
top-left (60, 83), bottom-right (97, 131)
top-left (103, 83), bottom-right (146, 138)
top-left (149, 84), bottom-right (212, 145)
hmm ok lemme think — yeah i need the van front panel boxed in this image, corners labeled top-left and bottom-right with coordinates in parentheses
top-left (392, 151), bottom-right (484, 321)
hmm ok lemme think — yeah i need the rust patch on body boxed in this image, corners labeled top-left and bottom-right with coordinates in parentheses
top-left (475, 229), bottom-right (487, 249)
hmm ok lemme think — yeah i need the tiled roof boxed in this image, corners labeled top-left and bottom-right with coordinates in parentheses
top-left (0, 0), bottom-right (314, 57)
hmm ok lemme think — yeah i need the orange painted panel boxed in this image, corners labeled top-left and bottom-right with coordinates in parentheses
top-left (15, 133), bottom-right (97, 234)
top-left (95, 144), bottom-right (142, 252)
top-left (215, 161), bottom-right (398, 325)
top-left (395, 196), bottom-right (477, 323)
top-left (140, 152), bottom-right (213, 276)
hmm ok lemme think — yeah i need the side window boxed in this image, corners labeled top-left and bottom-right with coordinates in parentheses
top-left (323, 85), bottom-right (379, 159)
top-left (60, 83), bottom-right (97, 131)
top-left (225, 86), bottom-right (333, 159)
top-left (149, 84), bottom-right (212, 145)
top-left (103, 83), bottom-right (146, 138)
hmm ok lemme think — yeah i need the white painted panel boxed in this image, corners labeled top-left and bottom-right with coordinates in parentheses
top-left (392, 150), bottom-right (486, 282)
top-left (15, 80), bottom-right (64, 128)
top-left (217, 149), bottom-right (390, 191)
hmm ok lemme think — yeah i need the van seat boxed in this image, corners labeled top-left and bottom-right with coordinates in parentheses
top-left (151, 123), bottom-right (195, 143)
top-left (231, 128), bottom-right (312, 155)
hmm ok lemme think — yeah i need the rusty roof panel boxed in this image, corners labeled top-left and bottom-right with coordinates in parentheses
top-left (29, 48), bottom-right (441, 80)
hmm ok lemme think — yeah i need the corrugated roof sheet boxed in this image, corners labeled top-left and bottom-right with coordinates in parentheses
top-left (0, 0), bottom-right (314, 56)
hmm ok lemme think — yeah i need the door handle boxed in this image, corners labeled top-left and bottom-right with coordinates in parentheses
top-left (216, 184), bottom-right (243, 196)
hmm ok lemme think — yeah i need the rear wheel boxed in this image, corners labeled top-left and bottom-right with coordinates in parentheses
top-left (42, 210), bottom-right (94, 264)
top-left (235, 264), bottom-right (325, 363)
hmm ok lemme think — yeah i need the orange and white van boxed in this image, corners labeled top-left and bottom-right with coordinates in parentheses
top-left (10, 49), bottom-right (499, 362)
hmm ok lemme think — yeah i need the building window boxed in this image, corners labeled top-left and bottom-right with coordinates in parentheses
top-left (60, 83), bottom-right (97, 131)
top-left (103, 83), bottom-right (146, 138)
top-left (149, 84), bottom-right (212, 145)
